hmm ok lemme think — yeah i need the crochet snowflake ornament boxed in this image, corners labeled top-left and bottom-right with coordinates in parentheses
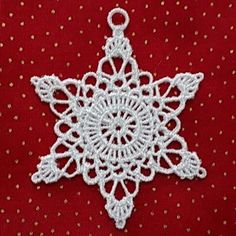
top-left (31, 8), bottom-right (207, 229)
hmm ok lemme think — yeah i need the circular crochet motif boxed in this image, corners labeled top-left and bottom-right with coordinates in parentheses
top-left (30, 7), bottom-right (207, 230)
top-left (84, 94), bottom-right (153, 161)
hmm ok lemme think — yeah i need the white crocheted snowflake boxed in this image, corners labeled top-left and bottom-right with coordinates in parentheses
top-left (31, 8), bottom-right (207, 229)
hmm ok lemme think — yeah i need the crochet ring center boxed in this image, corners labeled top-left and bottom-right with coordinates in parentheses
top-left (83, 94), bottom-right (153, 161)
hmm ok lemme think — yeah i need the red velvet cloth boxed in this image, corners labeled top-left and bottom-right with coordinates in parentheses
top-left (0, 1), bottom-right (235, 235)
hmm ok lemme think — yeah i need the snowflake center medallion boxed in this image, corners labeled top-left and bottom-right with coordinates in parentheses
top-left (31, 8), bottom-right (207, 229)
top-left (83, 94), bottom-right (154, 161)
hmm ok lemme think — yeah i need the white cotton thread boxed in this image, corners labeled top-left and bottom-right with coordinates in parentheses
top-left (31, 8), bottom-right (207, 229)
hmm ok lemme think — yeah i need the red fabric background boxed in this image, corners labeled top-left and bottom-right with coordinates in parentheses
top-left (0, 0), bottom-right (236, 235)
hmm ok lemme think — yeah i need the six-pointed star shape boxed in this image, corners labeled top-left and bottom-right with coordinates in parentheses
top-left (30, 7), bottom-right (207, 229)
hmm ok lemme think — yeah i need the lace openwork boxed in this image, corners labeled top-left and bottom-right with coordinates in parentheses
top-left (31, 8), bottom-right (207, 229)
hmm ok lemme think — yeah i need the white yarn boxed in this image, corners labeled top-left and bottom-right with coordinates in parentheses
top-left (31, 8), bottom-right (207, 229)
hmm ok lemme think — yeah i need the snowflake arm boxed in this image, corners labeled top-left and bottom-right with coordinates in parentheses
top-left (31, 138), bottom-right (84, 184)
top-left (31, 75), bottom-right (85, 117)
top-left (152, 72), bottom-right (204, 116)
top-left (150, 132), bottom-right (206, 179)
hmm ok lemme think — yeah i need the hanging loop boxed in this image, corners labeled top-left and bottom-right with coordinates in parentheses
top-left (107, 8), bottom-right (129, 37)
